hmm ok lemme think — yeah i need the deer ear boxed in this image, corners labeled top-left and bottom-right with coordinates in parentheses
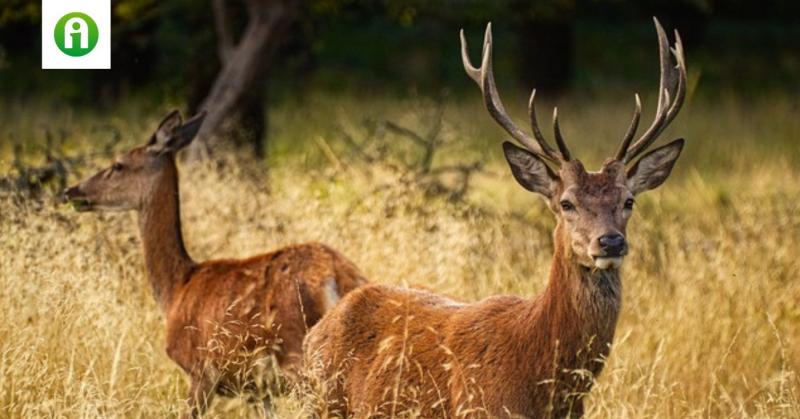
top-left (627, 138), bottom-right (684, 195)
top-left (147, 111), bottom-right (206, 154)
top-left (502, 141), bottom-right (557, 198)
top-left (166, 111), bottom-right (206, 151)
top-left (150, 110), bottom-right (182, 146)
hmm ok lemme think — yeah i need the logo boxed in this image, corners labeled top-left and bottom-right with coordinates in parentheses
top-left (42, 0), bottom-right (110, 69)
top-left (54, 12), bottom-right (99, 57)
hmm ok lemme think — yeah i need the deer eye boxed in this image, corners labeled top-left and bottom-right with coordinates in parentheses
top-left (560, 200), bottom-right (576, 211)
top-left (111, 162), bottom-right (124, 172)
top-left (624, 198), bottom-right (635, 210)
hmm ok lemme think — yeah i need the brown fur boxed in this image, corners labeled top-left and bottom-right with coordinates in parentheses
top-left (304, 157), bottom-right (681, 418)
top-left (63, 112), bottom-right (367, 417)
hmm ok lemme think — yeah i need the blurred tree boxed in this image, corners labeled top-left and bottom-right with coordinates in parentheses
top-left (190, 0), bottom-right (298, 158)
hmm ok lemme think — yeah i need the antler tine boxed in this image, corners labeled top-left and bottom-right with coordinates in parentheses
top-left (552, 107), bottom-right (571, 161)
top-left (663, 30), bottom-right (687, 126)
top-left (615, 94), bottom-right (642, 160)
top-left (461, 23), bottom-right (563, 164)
top-left (527, 89), bottom-right (559, 160)
top-left (460, 29), bottom-right (481, 84)
top-left (621, 17), bottom-right (687, 164)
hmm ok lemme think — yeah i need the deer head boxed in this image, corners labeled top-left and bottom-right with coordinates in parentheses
top-left (63, 110), bottom-right (206, 212)
top-left (461, 18), bottom-right (686, 270)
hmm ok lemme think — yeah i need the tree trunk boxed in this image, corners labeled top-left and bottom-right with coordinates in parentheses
top-left (190, 0), bottom-right (296, 159)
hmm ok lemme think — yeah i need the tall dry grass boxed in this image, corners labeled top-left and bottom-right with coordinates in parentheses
top-left (0, 91), bottom-right (798, 418)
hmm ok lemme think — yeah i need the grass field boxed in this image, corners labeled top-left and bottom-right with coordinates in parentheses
top-left (1, 90), bottom-right (799, 418)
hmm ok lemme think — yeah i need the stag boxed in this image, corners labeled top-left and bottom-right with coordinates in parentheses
top-left (304, 18), bottom-right (687, 418)
top-left (63, 111), bottom-right (367, 418)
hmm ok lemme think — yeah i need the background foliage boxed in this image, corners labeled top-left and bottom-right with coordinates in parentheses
top-left (2, 0), bottom-right (800, 102)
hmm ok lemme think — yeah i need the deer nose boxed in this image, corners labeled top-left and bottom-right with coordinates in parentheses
top-left (63, 186), bottom-right (78, 199)
top-left (62, 185), bottom-right (83, 203)
top-left (598, 234), bottom-right (627, 257)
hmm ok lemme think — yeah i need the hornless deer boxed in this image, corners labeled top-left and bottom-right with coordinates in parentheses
top-left (62, 111), bottom-right (367, 418)
top-left (304, 18), bottom-right (687, 418)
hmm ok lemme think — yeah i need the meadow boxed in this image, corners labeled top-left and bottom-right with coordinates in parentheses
top-left (0, 89), bottom-right (798, 418)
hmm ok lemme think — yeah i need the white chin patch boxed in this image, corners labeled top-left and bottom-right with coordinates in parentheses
top-left (594, 257), bottom-right (623, 270)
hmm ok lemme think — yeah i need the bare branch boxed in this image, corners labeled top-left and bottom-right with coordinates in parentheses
top-left (383, 120), bottom-right (427, 147)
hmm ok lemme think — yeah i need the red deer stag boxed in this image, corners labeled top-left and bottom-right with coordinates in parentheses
top-left (63, 111), bottom-right (367, 418)
top-left (304, 18), bottom-right (686, 418)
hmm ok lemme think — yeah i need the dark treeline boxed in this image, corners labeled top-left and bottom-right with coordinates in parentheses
top-left (1, 0), bottom-right (798, 154)
top-left (2, 0), bottom-right (799, 99)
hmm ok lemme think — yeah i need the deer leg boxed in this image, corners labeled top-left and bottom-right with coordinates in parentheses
top-left (183, 375), bottom-right (216, 419)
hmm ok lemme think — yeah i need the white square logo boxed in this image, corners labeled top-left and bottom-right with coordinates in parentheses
top-left (42, 0), bottom-right (110, 69)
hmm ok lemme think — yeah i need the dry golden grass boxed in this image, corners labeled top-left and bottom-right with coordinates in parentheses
top-left (1, 92), bottom-right (799, 418)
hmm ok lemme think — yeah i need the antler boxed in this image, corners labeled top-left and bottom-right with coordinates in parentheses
top-left (461, 23), bottom-right (568, 165)
top-left (616, 17), bottom-right (687, 164)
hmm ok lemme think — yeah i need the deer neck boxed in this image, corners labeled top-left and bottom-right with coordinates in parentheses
top-left (524, 222), bottom-right (622, 372)
top-left (137, 164), bottom-right (194, 312)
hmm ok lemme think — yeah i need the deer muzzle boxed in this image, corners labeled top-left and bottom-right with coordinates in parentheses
top-left (592, 233), bottom-right (628, 269)
top-left (63, 185), bottom-right (93, 212)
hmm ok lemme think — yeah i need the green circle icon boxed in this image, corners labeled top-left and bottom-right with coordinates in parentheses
top-left (54, 12), bottom-right (99, 57)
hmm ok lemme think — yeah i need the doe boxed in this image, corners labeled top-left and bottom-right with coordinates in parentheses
top-left (304, 18), bottom-right (687, 418)
top-left (63, 111), bottom-right (367, 418)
